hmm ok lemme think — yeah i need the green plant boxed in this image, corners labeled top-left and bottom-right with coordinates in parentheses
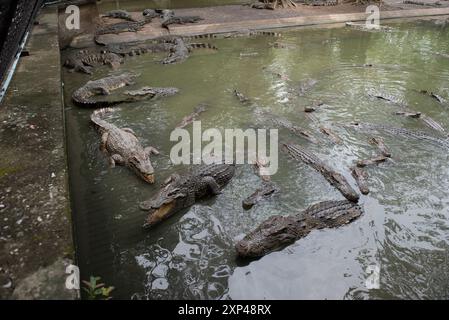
top-left (82, 276), bottom-right (114, 300)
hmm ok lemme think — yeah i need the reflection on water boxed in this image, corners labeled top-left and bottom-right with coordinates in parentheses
top-left (64, 20), bottom-right (449, 299)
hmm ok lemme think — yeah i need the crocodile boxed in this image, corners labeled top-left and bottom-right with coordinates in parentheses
top-left (416, 90), bottom-right (445, 104)
top-left (158, 9), bottom-right (175, 20)
top-left (351, 167), bottom-right (369, 195)
top-left (248, 2), bottom-right (275, 10)
top-left (348, 122), bottom-right (449, 150)
top-left (319, 126), bottom-right (342, 144)
top-left (106, 42), bottom-right (174, 57)
top-left (176, 104), bottom-right (208, 129)
top-left (103, 9), bottom-right (136, 21)
top-left (346, 22), bottom-right (393, 32)
top-left (296, 79), bottom-right (318, 96)
top-left (72, 73), bottom-right (137, 107)
top-left (255, 108), bottom-right (319, 144)
top-left (124, 86), bottom-right (179, 101)
top-left (357, 155), bottom-right (389, 168)
top-left (143, 9), bottom-right (159, 19)
top-left (282, 143), bottom-right (360, 203)
top-left (304, 0), bottom-right (338, 6)
top-left (90, 108), bottom-right (159, 184)
top-left (236, 200), bottom-right (363, 258)
top-left (243, 180), bottom-right (279, 210)
top-left (395, 110), bottom-right (422, 118)
top-left (304, 102), bottom-right (324, 113)
top-left (140, 163), bottom-right (236, 228)
top-left (403, 0), bottom-right (442, 6)
top-left (162, 16), bottom-right (204, 29)
top-left (159, 38), bottom-right (217, 64)
top-left (64, 50), bottom-right (123, 74)
top-left (233, 89), bottom-right (251, 105)
top-left (242, 158), bottom-right (279, 210)
top-left (369, 137), bottom-right (391, 157)
top-left (371, 93), bottom-right (446, 133)
top-left (95, 17), bottom-right (153, 36)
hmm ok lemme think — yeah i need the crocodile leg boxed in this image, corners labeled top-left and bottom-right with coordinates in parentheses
top-left (109, 154), bottom-right (125, 167)
top-left (202, 176), bottom-right (222, 195)
top-left (145, 146), bottom-right (160, 155)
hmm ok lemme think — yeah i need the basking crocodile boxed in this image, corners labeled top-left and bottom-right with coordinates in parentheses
top-left (351, 167), bottom-right (369, 195)
top-left (369, 136), bottom-right (391, 157)
top-left (64, 50), bottom-right (123, 74)
top-left (255, 108), bottom-right (319, 144)
top-left (176, 104), bottom-right (207, 129)
top-left (403, 0), bottom-right (442, 6)
top-left (124, 86), bottom-right (179, 100)
top-left (348, 122), bottom-right (449, 150)
top-left (140, 163), bottom-right (236, 228)
top-left (236, 200), bottom-right (363, 258)
top-left (90, 108), bottom-right (159, 184)
top-left (248, 2), bottom-right (275, 9)
top-left (162, 16), bottom-right (204, 29)
top-left (103, 10), bottom-right (136, 21)
top-left (304, 0), bottom-right (338, 6)
top-left (143, 9), bottom-right (159, 19)
top-left (282, 143), bottom-right (360, 202)
top-left (95, 17), bottom-right (153, 36)
top-left (72, 73), bottom-right (137, 107)
top-left (106, 42), bottom-right (174, 57)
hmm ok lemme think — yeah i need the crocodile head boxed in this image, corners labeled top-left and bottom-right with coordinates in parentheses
top-left (139, 174), bottom-right (187, 228)
top-left (236, 215), bottom-right (307, 258)
top-left (128, 153), bottom-right (155, 184)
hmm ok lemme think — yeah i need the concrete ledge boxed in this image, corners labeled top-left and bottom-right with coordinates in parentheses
top-left (0, 7), bottom-right (76, 300)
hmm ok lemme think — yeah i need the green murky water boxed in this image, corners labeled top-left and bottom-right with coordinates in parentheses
top-left (64, 20), bottom-right (449, 299)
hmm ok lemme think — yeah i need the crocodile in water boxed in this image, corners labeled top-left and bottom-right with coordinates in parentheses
top-left (72, 73), bottom-right (137, 107)
top-left (282, 143), bottom-right (360, 202)
top-left (140, 164), bottom-right (236, 228)
top-left (90, 108), bottom-right (159, 183)
top-left (176, 104), bottom-right (208, 129)
top-left (348, 122), bottom-right (449, 150)
top-left (236, 200), bottom-right (363, 258)
top-left (255, 108), bottom-right (319, 144)
top-left (351, 167), bottom-right (369, 195)
top-left (64, 50), bottom-right (123, 74)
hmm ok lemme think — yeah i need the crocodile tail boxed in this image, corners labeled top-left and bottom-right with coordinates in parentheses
top-left (90, 108), bottom-right (117, 129)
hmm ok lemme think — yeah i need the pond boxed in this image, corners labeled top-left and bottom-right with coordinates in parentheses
top-left (63, 20), bottom-right (449, 299)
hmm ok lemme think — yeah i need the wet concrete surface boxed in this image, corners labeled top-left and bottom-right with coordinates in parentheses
top-left (0, 7), bottom-right (76, 299)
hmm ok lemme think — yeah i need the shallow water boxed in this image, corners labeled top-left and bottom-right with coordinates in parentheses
top-left (63, 20), bottom-right (449, 299)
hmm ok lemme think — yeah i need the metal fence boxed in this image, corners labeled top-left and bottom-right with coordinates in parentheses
top-left (0, 0), bottom-right (43, 99)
